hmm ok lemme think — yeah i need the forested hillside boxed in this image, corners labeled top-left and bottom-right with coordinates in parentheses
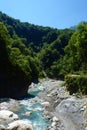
top-left (0, 11), bottom-right (59, 52)
top-left (0, 12), bottom-right (74, 77)
top-left (0, 11), bottom-right (87, 97)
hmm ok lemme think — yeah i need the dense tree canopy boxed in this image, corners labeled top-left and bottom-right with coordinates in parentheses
top-left (0, 11), bottom-right (87, 97)
top-left (0, 21), bottom-right (40, 98)
top-left (64, 22), bottom-right (87, 74)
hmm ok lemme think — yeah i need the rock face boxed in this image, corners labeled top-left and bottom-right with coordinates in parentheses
top-left (7, 120), bottom-right (33, 130)
top-left (55, 97), bottom-right (85, 130)
top-left (0, 110), bottom-right (19, 123)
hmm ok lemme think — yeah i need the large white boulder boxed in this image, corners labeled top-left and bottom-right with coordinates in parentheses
top-left (0, 110), bottom-right (18, 123)
top-left (7, 120), bottom-right (33, 130)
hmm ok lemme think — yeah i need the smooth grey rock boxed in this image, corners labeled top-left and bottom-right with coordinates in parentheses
top-left (7, 120), bottom-right (33, 130)
top-left (55, 97), bottom-right (85, 130)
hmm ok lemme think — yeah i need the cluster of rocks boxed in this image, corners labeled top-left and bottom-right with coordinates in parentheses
top-left (1, 79), bottom-right (87, 130)
top-left (0, 110), bottom-right (33, 130)
top-left (0, 98), bottom-right (20, 111)
top-left (47, 116), bottom-right (64, 130)
top-left (0, 98), bottom-right (33, 130)
top-left (37, 80), bottom-right (87, 130)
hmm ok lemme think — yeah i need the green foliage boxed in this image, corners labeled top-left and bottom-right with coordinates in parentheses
top-left (64, 22), bottom-right (87, 74)
top-left (38, 29), bottom-right (73, 78)
top-left (0, 11), bottom-right (75, 80)
top-left (77, 22), bottom-right (87, 70)
top-left (27, 56), bottom-right (40, 81)
top-left (0, 11), bottom-right (59, 52)
top-left (65, 74), bottom-right (87, 95)
top-left (1, 11), bottom-right (87, 88)
top-left (0, 20), bottom-right (41, 93)
top-left (1, 11), bottom-right (87, 96)
top-left (0, 22), bottom-right (10, 43)
top-left (0, 22), bottom-right (11, 68)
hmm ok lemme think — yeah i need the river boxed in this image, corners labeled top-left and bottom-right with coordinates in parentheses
top-left (0, 79), bottom-right (87, 130)
top-left (15, 82), bottom-right (51, 130)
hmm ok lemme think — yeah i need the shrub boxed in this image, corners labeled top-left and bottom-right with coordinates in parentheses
top-left (65, 74), bottom-right (87, 95)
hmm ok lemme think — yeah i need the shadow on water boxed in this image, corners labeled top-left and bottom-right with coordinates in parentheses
top-left (25, 93), bottom-right (36, 99)
top-left (18, 89), bottom-right (42, 100)
top-left (15, 94), bottom-right (36, 100)
top-left (0, 98), bottom-right (10, 103)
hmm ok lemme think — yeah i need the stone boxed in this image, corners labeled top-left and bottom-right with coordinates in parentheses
top-left (24, 112), bottom-right (32, 116)
top-left (0, 99), bottom-right (20, 111)
top-left (7, 120), bottom-right (33, 130)
top-left (0, 102), bottom-right (8, 110)
top-left (41, 102), bottom-right (50, 107)
top-left (0, 110), bottom-right (18, 123)
top-left (80, 107), bottom-right (85, 111)
top-left (47, 94), bottom-right (51, 97)
top-left (52, 116), bottom-right (59, 122)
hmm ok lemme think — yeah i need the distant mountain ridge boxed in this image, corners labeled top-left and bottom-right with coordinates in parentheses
top-left (0, 11), bottom-right (60, 52)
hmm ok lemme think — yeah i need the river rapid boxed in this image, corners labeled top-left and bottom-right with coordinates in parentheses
top-left (16, 90), bottom-right (51, 130)
top-left (0, 80), bottom-right (53, 130)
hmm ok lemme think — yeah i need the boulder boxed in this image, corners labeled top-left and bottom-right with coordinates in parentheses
top-left (7, 120), bottom-right (33, 130)
top-left (0, 110), bottom-right (18, 123)
top-left (41, 102), bottom-right (50, 107)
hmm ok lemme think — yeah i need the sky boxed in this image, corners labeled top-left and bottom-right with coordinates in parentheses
top-left (0, 0), bottom-right (87, 29)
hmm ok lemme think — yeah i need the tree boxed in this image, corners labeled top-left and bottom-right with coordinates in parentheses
top-left (77, 22), bottom-right (87, 70)
top-left (0, 22), bottom-right (11, 68)
top-left (64, 22), bottom-right (87, 73)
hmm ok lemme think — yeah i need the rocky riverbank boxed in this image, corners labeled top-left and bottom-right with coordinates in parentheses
top-left (0, 79), bottom-right (87, 130)
top-left (36, 79), bottom-right (87, 130)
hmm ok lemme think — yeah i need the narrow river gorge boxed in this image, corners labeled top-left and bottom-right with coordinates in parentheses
top-left (0, 79), bottom-right (87, 130)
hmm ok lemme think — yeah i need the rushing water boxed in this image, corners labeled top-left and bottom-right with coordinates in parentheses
top-left (15, 86), bottom-right (51, 130)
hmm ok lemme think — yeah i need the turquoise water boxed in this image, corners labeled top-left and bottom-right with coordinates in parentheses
top-left (16, 88), bottom-right (51, 130)
top-left (29, 89), bottom-right (41, 97)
